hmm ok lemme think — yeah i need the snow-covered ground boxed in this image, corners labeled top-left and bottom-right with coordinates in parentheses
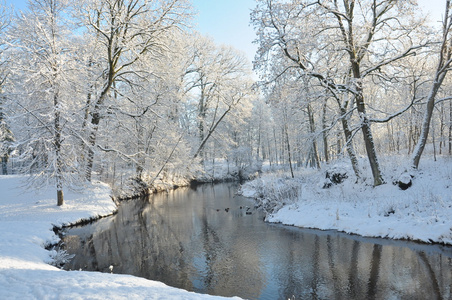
top-left (2, 155), bottom-right (451, 299)
top-left (240, 156), bottom-right (452, 245)
top-left (0, 175), bottom-right (238, 300)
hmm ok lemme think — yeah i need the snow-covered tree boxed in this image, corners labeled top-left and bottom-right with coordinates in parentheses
top-left (8, 0), bottom-right (81, 205)
top-left (77, 0), bottom-right (192, 181)
top-left (252, 0), bottom-right (429, 185)
top-left (412, 0), bottom-right (452, 168)
top-left (0, 1), bottom-right (12, 175)
top-left (98, 38), bottom-right (194, 188)
top-left (182, 34), bottom-right (255, 165)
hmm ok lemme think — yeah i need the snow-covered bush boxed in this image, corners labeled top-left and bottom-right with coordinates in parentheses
top-left (394, 172), bottom-right (413, 190)
top-left (322, 165), bottom-right (349, 188)
top-left (47, 248), bottom-right (75, 269)
top-left (240, 174), bottom-right (302, 214)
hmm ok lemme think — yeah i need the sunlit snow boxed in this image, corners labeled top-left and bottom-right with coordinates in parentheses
top-left (0, 175), bottom-right (238, 300)
top-left (240, 156), bottom-right (452, 245)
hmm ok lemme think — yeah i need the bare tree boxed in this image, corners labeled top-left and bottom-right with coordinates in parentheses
top-left (252, 0), bottom-right (427, 185)
top-left (0, 1), bottom-right (11, 175)
top-left (9, 0), bottom-right (79, 205)
top-left (412, 0), bottom-right (452, 168)
top-left (79, 0), bottom-right (192, 181)
top-left (182, 35), bottom-right (255, 164)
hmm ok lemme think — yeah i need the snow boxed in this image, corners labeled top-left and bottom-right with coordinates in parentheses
top-left (398, 172), bottom-right (412, 184)
top-left (2, 156), bottom-right (451, 299)
top-left (240, 156), bottom-right (452, 245)
top-left (0, 175), bottom-right (238, 300)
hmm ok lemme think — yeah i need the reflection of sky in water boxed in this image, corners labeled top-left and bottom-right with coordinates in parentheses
top-left (62, 183), bottom-right (452, 300)
top-left (191, 255), bottom-right (208, 292)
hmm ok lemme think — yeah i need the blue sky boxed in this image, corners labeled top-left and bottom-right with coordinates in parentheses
top-left (192, 0), bottom-right (257, 62)
top-left (3, 0), bottom-right (445, 64)
top-left (5, 0), bottom-right (258, 63)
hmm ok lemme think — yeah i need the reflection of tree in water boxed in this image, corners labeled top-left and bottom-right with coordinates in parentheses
top-left (347, 240), bottom-right (361, 298)
top-left (63, 184), bottom-right (265, 298)
top-left (193, 184), bottom-right (264, 299)
top-left (367, 244), bottom-right (382, 300)
top-left (417, 250), bottom-right (446, 300)
top-left (63, 195), bottom-right (193, 290)
top-left (62, 183), bottom-right (452, 299)
top-left (270, 230), bottom-right (452, 300)
top-left (327, 234), bottom-right (342, 299)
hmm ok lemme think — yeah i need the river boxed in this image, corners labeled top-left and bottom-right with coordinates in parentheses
top-left (61, 183), bottom-right (452, 300)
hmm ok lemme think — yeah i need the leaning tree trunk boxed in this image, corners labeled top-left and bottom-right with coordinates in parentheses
top-left (412, 72), bottom-right (447, 168)
top-left (284, 122), bottom-right (294, 178)
top-left (85, 79), bottom-right (112, 182)
top-left (413, 0), bottom-right (452, 168)
top-left (340, 107), bottom-right (361, 181)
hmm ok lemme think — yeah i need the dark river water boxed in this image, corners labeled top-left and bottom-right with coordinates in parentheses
top-left (61, 183), bottom-right (452, 300)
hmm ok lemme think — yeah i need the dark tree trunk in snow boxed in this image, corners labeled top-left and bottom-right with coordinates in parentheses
top-left (1, 154), bottom-right (7, 175)
top-left (340, 107), bottom-right (361, 180)
top-left (449, 100), bottom-right (452, 155)
top-left (322, 100), bottom-right (329, 163)
top-left (307, 104), bottom-right (320, 169)
top-left (85, 78), bottom-right (112, 182)
top-left (412, 77), bottom-right (446, 168)
top-left (351, 61), bottom-right (384, 186)
top-left (284, 123), bottom-right (294, 178)
top-left (412, 0), bottom-right (452, 168)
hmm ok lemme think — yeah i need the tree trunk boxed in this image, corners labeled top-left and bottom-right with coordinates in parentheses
top-left (273, 127), bottom-right (278, 165)
top-left (307, 104), bottom-right (320, 169)
top-left (336, 133), bottom-right (342, 160)
top-left (340, 107), bottom-right (361, 180)
top-left (0, 96), bottom-right (10, 175)
top-left (193, 105), bottom-right (232, 159)
top-left (359, 108), bottom-right (384, 186)
top-left (413, 1), bottom-right (452, 167)
top-left (449, 99), bottom-right (452, 155)
top-left (387, 122), bottom-right (394, 153)
top-left (54, 87), bottom-right (64, 206)
top-left (439, 103), bottom-right (444, 155)
top-left (196, 89), bottom-right (206, 164)
top-left (256, 117), bottom-right (261, 160)
top-left (352, 73), bottom-right (384, 186)
top-left (284, 123), bottom-right (294, 178)
top-left (267, 132), bottom-right (273, 167)
top-left (85, 82), bottom-right (112, 182)
top-left (322, 99), bottom-right (329, 163)
top-left (57, 189), bottom-right (64, 207)
top-left (85, 123), bottom-right (98, 182)
top-left (1, 155), bottom-right (7, 175)
top-left (135, 120), bottom-right (145, 179)
top-left (433, 116), bottom-right (437, 162)
top-left (412, 76), bottom-right (446, 168)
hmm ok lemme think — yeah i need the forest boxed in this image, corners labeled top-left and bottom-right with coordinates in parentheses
top-left (0, 0), bottom-right (451, 206)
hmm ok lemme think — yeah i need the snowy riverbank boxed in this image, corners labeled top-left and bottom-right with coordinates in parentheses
top-left (0, 175), bottom-right (238, 299)
top-left (240, 156), bottom-right (452, 245)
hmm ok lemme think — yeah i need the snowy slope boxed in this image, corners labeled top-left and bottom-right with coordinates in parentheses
top-left (0, 175), bottom-right (238, 300)
top-left (241, 156), bottom-right (452, 245)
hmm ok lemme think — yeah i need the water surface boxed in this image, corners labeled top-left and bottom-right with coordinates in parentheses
top-left (62, 183), bottom-right (452, 300)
